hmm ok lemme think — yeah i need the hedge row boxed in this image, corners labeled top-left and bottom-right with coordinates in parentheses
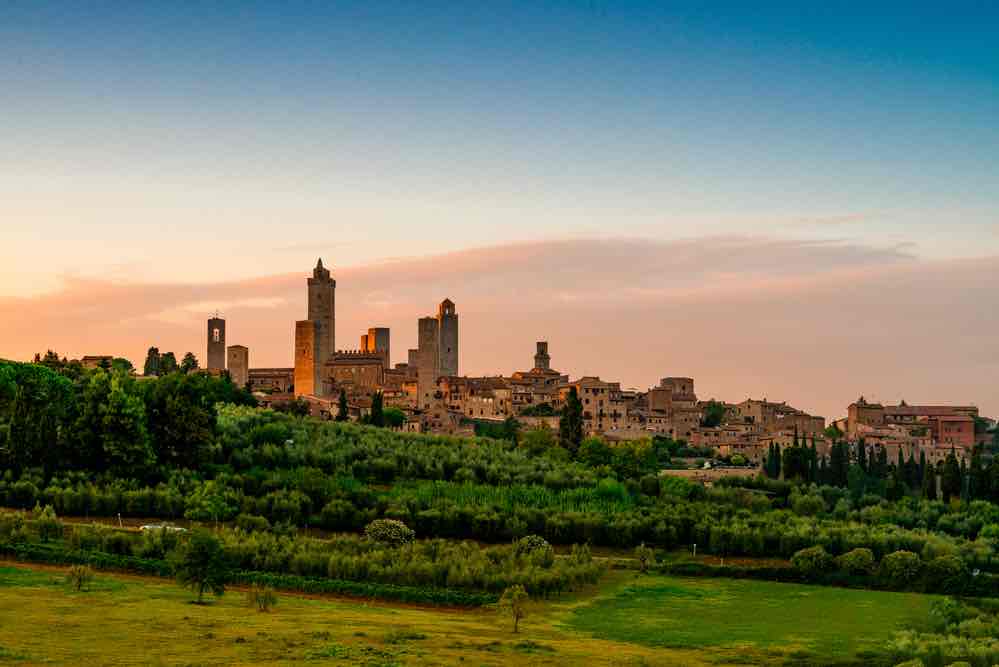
top-left (660, 559), bottom-right (999, 597)
top-left (0, 540), bottom-right (497, 607)
top-left (229, 570), bottom-right (497, 607)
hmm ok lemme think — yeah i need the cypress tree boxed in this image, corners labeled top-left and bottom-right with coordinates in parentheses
top-left (369, 391), bottom-right (385, 428)
top-left (558, 387), bottom-right (584, 455)
top-left (335, 389), bottom-right (349, 422)
top-left (941, 451), bottom-right (961, 502)
top-left (922, 462), bottom-right (937, 500)
top-left (856, 439), bottom-right (868, 474)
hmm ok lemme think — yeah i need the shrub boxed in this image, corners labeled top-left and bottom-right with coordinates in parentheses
top-left (791, 494), bottom-right (825, 517)
top-left (925, 555), bottom-right (968, 594)
top-left (66, 564), bottom-right (94, 591)
top-left (880, 550), bottom-right (922, 588)
top-left (791, 546), bottom-right (833, 578)
top-left (246, 583), bottom-right (278, 612)
top-left (836, 548), bottom-right (876, 576)
top-left (235, 514), bottom-right (271, 533)
top-left (33, 503), bottom-right (62, 542)
top-left (364, 519), bottom-right (415, 547)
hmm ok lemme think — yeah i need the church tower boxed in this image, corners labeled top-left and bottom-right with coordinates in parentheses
top-left (534, 341), bottom-right (550, 371)
top-left (307, 258), bottom-right (336, 370)
top-left (207, 315), bottom-right (225, 371)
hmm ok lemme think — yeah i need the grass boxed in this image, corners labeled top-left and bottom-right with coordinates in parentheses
top-left (567, 573), bottom-right (935, 665)
top-left (0, 564), bottom-right (938, 666)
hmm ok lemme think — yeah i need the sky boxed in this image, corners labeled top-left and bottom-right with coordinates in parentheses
top-left (1, 2), bottom-right (997, 418)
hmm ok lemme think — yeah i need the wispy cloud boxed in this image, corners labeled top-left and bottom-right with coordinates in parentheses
top-left (1, 237), bottom-right (995, 419)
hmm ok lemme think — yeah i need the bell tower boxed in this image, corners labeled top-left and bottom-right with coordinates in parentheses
top-left (307, 258), bottom-right (336, 373)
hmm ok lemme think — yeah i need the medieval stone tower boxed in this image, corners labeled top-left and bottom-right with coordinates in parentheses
top-left (207, 315), bottom-right (226, 371)
top-left (416, 316), bottom-right (440, 409)
top-left (295, 259), bottom-right (335, 397)
top-left (437, 299), bottom-right (458, 377)
top-left (308, 258), bottom-right (336, 366)
top-left (534, 341), bottom-right (550, 371)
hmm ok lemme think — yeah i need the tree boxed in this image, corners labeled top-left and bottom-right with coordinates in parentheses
top-left (519, 425), bottom-right (557, 456)
top-left (143, 347), bottom-right (161, 377)
top-left (369, 391), bottom-right (385, 427)
top-left (922, 461), bottom-right (938, 501)
top-left (578, 436), bottom-right (612, 467)
top-left (102, 376), bottom-right (154, 475)
top-left (364, 519), bottom-right (414, 547)
top-left (141, 373), bottom-right (216, 469)
top-left (941, 451), bottom-right (962, 502)
top-left (383, 407), bottom-right (406, 429)
top-left (173, 531), bottom-right (227, 604)
top-left (66, 565), bottom-right (94, 592)
top-left (498, 584), bottom-right (529, 633)
top-left (700, 400), bottom-right (726, 428)
top-left (111, 358), bottom-right (134, 374)
top-left (559, 387), bottom-right (584, 455)
top-left (335, 389), bottom-right (348, 422)
top-left (246, 584), bottom-right (278, 612)
top-left (180, 352), bottom-right (199, 374)
top-left (829, 441), bottom-right (849, 487)
top-left (160, 352), bottom-right (178, 375)
top-left (634, 543), bottom-right (655, 573)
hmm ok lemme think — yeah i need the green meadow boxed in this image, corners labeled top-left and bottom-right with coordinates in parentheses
top-left (0, 564), bottom-right (935, 666)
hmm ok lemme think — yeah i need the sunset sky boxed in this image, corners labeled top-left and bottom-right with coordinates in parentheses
top-left (2, 2), bottom-right (997, 418)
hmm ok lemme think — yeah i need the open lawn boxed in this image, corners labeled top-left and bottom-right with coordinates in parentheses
top-left (0, 564), bottom-right (931, 666)
top-left (567, 574), bottom-right (935, 665)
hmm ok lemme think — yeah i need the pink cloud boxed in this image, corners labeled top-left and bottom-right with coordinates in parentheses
top-left (1, 237), bottom-right (995, 420)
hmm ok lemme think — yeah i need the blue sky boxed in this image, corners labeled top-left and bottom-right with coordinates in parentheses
top-left (1, 1), bottom-right (997, 294)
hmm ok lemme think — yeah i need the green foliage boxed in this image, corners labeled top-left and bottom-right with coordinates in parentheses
top-left (791, 545), bottom-right (833, 578)
top-left (519, 426), bottom-right (556, 456)
top-left (172, 530), bottom-right (227, 603)
top-left (880, 550), bottom-right (922, 588)
top-left (335, 390), bottom-right (348, 422)
top-left (836, 547), bottom-right (876, 575)
top-left (634, 543), bottom-right (655, 573)
top-left (180, 352), bottom-right (198, 374)
top-left (558, 387), bottom-right (583, 455)
top-left (700, 400), bottom-right (726, 428)
top-left (365, 519), bottom-right (415, 547)
top-left (32, 503), bottom-right (62, 542)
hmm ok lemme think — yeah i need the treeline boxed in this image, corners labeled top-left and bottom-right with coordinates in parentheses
top-left (763, 434), bottom-right (999, 504)
top-left (0, 359), bottom-right (255, 476)
top-left (0, 509), bottom-right (601, 601)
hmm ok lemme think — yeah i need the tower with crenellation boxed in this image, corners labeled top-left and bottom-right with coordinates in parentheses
top-left (308, 258), bottom-right (336, 370)
top-left (437, 299), bottom-right (458, 378)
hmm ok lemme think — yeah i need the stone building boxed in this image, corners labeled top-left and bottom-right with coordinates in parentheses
top-left (360, 327), bottom-right (391, 368)
top-left (324, 350), bottom-right (385, 394)
top-left (307, 259), bottom-right (336, 373)
top-left (247, 368), bottom-right (293, 394)
top-left (226, 345), bottom-right (249, 387)
top-left (846, 397), bottom-right (978, 450)
top-left (207, 315), bottom-right (226, 371)
top-left (413, 299), bottom-right (460, 409)
top-left (294, 319), bottom-right (320, 397)
top-left (558, 377), bottom-right (628, 434)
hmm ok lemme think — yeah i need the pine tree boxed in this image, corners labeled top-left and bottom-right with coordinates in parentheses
top-left (335, 389), bottom-right (349, 422)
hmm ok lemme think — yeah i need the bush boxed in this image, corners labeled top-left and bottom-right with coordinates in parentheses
top-left (235, 514), bottom-right (271, 533)
top-left (246, 583), bottom-right (278, 611)
top-left (66, 564), bottom-right (94, 591)
top-left (33, 503), bottom-right (62, 542)
top-left (836, 548), bottom-right (876, 576)
top-left (364, 519), bottom-right (415, 547)
top-left (925, 555), bottom-right (968, 594)
top-left (791, 546), bottom-right (833, 578)
top-left (880, 550), bottom-right (922, 588)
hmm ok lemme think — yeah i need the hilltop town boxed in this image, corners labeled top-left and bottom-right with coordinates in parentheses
top-left (71, 259), bottom-right (992, 474)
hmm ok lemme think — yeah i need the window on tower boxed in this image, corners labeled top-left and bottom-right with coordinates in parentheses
top-left (213, 328), bottom-right (220, 343)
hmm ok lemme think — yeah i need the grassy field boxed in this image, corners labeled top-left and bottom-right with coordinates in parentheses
top-left (0, 564), bottom-right (931, 666)
top-left (567, 574), bottom-right (934, 665)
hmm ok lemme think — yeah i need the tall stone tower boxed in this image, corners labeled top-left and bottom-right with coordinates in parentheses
top-left (294, 320), bottom-right (319, 397)
top-left (534, 341), bottom-right (550, 371)
top-left (207, 315), bottom-right (226, 371)
top-left (416, 316), bottom-right (440, 409)
top-left (437, 299), bottom-right (458, 377)
top-left (307, 258), bottom-right (336, 370)
top-left (227, 345), bottom-right (249, 387)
